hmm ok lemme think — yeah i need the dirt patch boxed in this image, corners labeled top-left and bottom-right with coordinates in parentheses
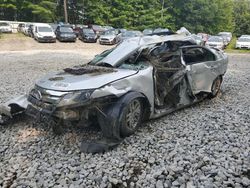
top-left (0, 33), bottom-right (112, 57)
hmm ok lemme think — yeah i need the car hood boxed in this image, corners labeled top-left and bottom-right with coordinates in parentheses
top-left (36, 66), bottom-right (137, 91)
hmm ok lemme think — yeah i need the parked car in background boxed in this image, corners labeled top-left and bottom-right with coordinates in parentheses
top-left (153, 28), bottom-right (169, 33)
top-left (143, 29), bottom-right (153, 36)
top-left (28, 24), bottom-right (35, 38)
top-left (218, 32), bottom-right (232, 44)
top-left (206, 36), bottom-right (225, 50)
top-left (23, 23), bottom-right (31, 35)
top-left (55, 25), bottom-right (77, 42)
top-left (91, 25), bottom-right (106, 37)
top-left (33, 23), bottom-right (56, 43)
top-left (197, 33), bottom-right (209, 44)
top-left (0, 22), bottom-right (12, 33)
top-left (18, 23), bottom-right (25, 32)
top-left (49, 23), bottom-right (58, 33)
top-left (99, 29), bottom-right (121, 45)
top-left (235, 37), bottom-right (250, 49)
top-left (79, 28), bottom-right (97, 43)
top-left (120, 30), bottom-right (142, 41)
top-left (73, 24), bottom-right (86, 37)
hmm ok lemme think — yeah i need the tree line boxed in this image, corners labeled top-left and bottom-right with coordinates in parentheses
top-left (0, 0), bottom-right (249, 35)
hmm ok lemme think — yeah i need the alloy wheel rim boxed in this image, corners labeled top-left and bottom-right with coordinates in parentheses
top-left (125, 100), bottom-right (141, 130)
top-left (213, 78), bottom-right (221, 95)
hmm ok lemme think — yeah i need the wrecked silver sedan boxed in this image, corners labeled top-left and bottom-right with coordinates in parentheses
top-left (0, 34), bottom-right (228, 153)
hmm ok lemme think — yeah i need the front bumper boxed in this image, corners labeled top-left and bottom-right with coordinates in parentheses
top-left (99, 39), bottom-right (115, 44)
top-left (27, 93), bottom-right (82, 120)
top-left (236, 46), bottom-right (250, 49)
top-left (83, 37), bottom-right (97, 42)
top-left (59, 37), bottom-right (76, 42)
top-left (37, 37), bottom-right (56, 43)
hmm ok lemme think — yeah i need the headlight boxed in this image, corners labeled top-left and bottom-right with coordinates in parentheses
top-left (57, 90), bottom-right (94, 107)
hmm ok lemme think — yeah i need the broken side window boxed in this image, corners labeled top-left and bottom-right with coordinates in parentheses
top-left (150, 41), bottom-right (187, 108)
top-left (182, 47), bottom-right (216, 65)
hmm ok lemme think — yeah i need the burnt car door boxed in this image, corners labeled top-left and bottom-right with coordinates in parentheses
top-left (181, 46), bottom-right (219, 95)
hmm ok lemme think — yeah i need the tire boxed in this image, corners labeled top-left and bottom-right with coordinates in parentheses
top-left (120, 98), bottom-right (143, 137)
top-left (97, 92), bottom-right (147, 140)
top-left (0, 114), bottom-right (11, 125)
top-left (209, 76), bottom-right (222, 98)
top-left (51, 118), bottom-right (64, 135)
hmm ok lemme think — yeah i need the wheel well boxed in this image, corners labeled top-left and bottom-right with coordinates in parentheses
top-left (8, 104), bottom-right (25, 114)
top-left (119, 91), bottom-right (151, 121)
top-left (138, 96), bottom-right (151, 121)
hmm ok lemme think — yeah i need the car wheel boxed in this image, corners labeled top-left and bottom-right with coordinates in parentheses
top-left (0, 114), bottom-right (11, 125)
top-left (120, 98), bottom-right (143, 137)
top-left (209, 76), bottom-right (222, 98)
top-left (51, 119), bottom-right (64, 135)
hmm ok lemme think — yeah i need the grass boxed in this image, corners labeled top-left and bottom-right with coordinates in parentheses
top-left (225, 36), bottom-right (250, 53)
top-left (0, 32), bottom-right (26, 40)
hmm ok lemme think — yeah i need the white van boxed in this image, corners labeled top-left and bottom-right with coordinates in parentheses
top-left (33, 23), bottom-right (56, 42)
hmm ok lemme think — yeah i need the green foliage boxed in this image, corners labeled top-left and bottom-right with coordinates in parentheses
top-left (0, 0), bottom-right (249, 36)
top-left (83, 0), bottom-right (173, 30)
top-left (0, 0), bottom-right (56, 22)
top-left (233, 0), bottom-right (250, 36)
top-left (170, 0), bottom-right (234, 34)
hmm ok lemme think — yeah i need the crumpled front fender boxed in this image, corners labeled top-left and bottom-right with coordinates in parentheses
top-left (0, 95), bottom-right (29, 118)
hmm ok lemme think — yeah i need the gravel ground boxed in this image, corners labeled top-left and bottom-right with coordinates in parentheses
top-left (0, 51), bottom-right (249, 188)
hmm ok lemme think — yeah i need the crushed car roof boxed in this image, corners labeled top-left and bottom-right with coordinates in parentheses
top-left (101, 34), bottom-right (197, 66)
